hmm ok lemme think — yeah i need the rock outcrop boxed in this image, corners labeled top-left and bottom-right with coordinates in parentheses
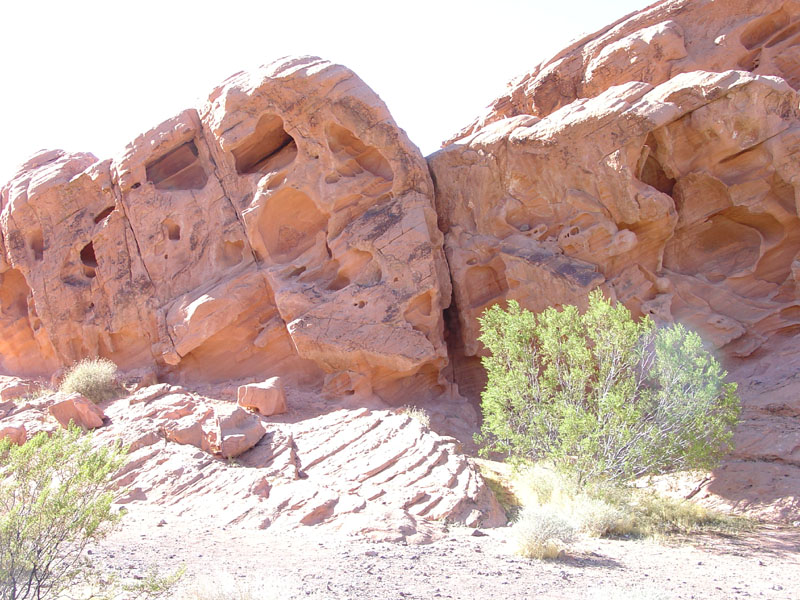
top-left (238, 377), bottom-right (287, 416)
top-left (0, 57), bottom-right (450, 405)
top-left (432, 0), bottom-right (800, 521)
top-left (0, 383), bottom-right (505, 541)
top-left (2, 0), bottom-right (800, 524)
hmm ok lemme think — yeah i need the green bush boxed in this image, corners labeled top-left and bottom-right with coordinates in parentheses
top-left (477, 290), bottom-right (740, 484)
top-left (59, 358), bottom-right (119, 403)
top-left (0, 427), bottom-right (126, 600)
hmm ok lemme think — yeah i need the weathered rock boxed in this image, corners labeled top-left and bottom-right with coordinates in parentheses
top-left (238, 377), bottom-right (287, 416)
top-left (0, 423), bottom-right (26, 445)
top-left (0, 56), bottom-right (451, 406)
top-left (433, 70), bottom-right (800, 364)
top-left (209, 406), bottom-right (267, 458)
top-left (48, 392), bottom-right (105, 429)
top-left (449, 0), bottom-right (800, 141)
top-left (431, 0), bottom-right (800, 522)
top-left (0, 376), bottom-right (32, 401)
top-left (0, 384), bottom-right (504, 541)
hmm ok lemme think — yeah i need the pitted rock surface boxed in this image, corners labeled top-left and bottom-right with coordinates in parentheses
top-left (0, 57), bottom-right (450, 406)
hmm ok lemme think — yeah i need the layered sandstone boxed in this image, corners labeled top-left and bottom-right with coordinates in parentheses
top-left (0, 57), bottom-right (450, 405)
top-left (2, 0), bottom-right (800, 525)
top-left (432, 0), bottom-right (800, 520)
top-left (0, 381), bottom-right (505, 540)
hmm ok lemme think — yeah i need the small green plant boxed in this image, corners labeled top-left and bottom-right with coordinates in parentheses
top-left (59, 358), bottom-right (119, 403)
top-left (477, 290), bottom-right (740, 484)
top-left (0, 427), bottom-right (127, 600)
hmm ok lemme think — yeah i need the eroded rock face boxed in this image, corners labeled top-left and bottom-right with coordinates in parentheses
top-left (449, 0), bottom-right (800, 140)
top-left (432, 70), bottom-right (800, 363)
top-left (0, 57), bottom-right (451, 405)
top-left (0, 383), bottom-right (506, 541)
top-left (431, 0), bottom-right (800, 522)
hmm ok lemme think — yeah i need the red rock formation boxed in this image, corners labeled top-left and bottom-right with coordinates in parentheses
top-left (449, 0), bottom-right (800, 140)
top-left (2, 0), bottom-right (800, 524)
top-left (0, 382), bottom-right (506, 539)
top-left (431, 0), bottom-right (800, 520)
top-left (0, 57), bottom-right (451, 405)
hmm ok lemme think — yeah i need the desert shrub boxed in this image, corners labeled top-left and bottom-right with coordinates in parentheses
top-left (600, 487), bottom-right (755, 537)
top-left (59, 358), bottom-right (119, 403)
top-left (570, 494), bottom-right (634, 537)
top-left (0, 427), bottom-right (126, 600)
top-left (400, 405), bottom-right (431, 428)
top-left (482, 459), bottom-right (750, 548)
top-left (512, 506), bottom-right (576, 559)
top-left (513, 463), bottom-right (633, 537)
top-left (477, 290), bottom-right (740, 484)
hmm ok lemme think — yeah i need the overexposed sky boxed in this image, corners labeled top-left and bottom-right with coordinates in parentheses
top-left (0, 0), bottom-right (651, 185)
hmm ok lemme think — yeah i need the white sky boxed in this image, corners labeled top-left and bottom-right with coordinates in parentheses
top-left (0, 0), bottom-right (652, 185)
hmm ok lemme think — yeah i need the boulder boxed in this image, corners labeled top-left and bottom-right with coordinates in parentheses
top-left (0, 56), bottom-right (450, 405)
top-left (0, 423), bottom-right (26, 445)
top-left (0, 376), bottom-right (33, 402)
top-left (48, 392), bottom-right (105, 429)
top-left (209, 407), bottom-right (266, 459)
top-left (238, 377), bottom-right (287, 416)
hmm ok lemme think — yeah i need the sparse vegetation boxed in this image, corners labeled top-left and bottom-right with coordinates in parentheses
top-left (479, 458), bottom-right (754, 556)
top-left (177, 574), bottom-right (281, 600)
top-left (400, 405), bottom-right (431, 428)
top-left (477, 290), bottom-right (741, 485)
top-left (0, 427), bottom-right (126, 600)
top-left (475, 293), bottom-right (752, 559)
top-left (512, 505), bottom-right (576, 559)
top-left (59, 358), bottom-right (119, 403)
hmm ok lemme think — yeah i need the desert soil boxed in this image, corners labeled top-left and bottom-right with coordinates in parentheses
top-left (88, 506), bottom-right (800, 600)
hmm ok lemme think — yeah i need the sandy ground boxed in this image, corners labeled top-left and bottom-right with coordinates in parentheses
top-left (88, 506), bottom-right (800, 600)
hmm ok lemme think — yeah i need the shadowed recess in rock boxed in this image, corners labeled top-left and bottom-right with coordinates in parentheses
top-left (145, 140), bottom-right (208, 191)
top-left (233, 113), bottom-right (297, 175)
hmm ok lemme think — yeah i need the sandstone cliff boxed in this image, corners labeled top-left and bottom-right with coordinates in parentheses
top-left (1, 0), bottom-right (799, 523)
top-left (432, 0), bottom-right (800, 520)
top-left (0, 57), bottom-right (451, 405)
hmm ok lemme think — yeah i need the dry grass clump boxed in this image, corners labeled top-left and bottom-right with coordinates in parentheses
top-left (513, 506), bottom-right (576, 559)
top-left (400, 405), bottom-right (431, 428)
top-left (478, 459), bottom-right (754, 559)
top-left (514, 463), bottom-right (634, 538)
top-left (59, 358), bottom-right (119, 403)
top-left (615, 489), bottom-right (755, 537)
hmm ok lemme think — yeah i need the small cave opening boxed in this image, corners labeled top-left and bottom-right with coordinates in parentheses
top-left (80, 242), bottom-right (98, 279)
top-left (162, 219), bottom-right (181, 241)
top-left (233, 113), bottom-right (297, 175)
top-left (94, 206), bottom-right (116, 223)
top-left (29, 230), bottom-right (44, 261)
top-left (80, 242), bottom-right (98, 268)
top-left (259, 189), bottom-right (326, 264)
top-left (326, 122), bottom-right (394, 181)
top-left (145, 140), bottom-right (208, 191)
top-left (638, 135), bottom-right (675, 196)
